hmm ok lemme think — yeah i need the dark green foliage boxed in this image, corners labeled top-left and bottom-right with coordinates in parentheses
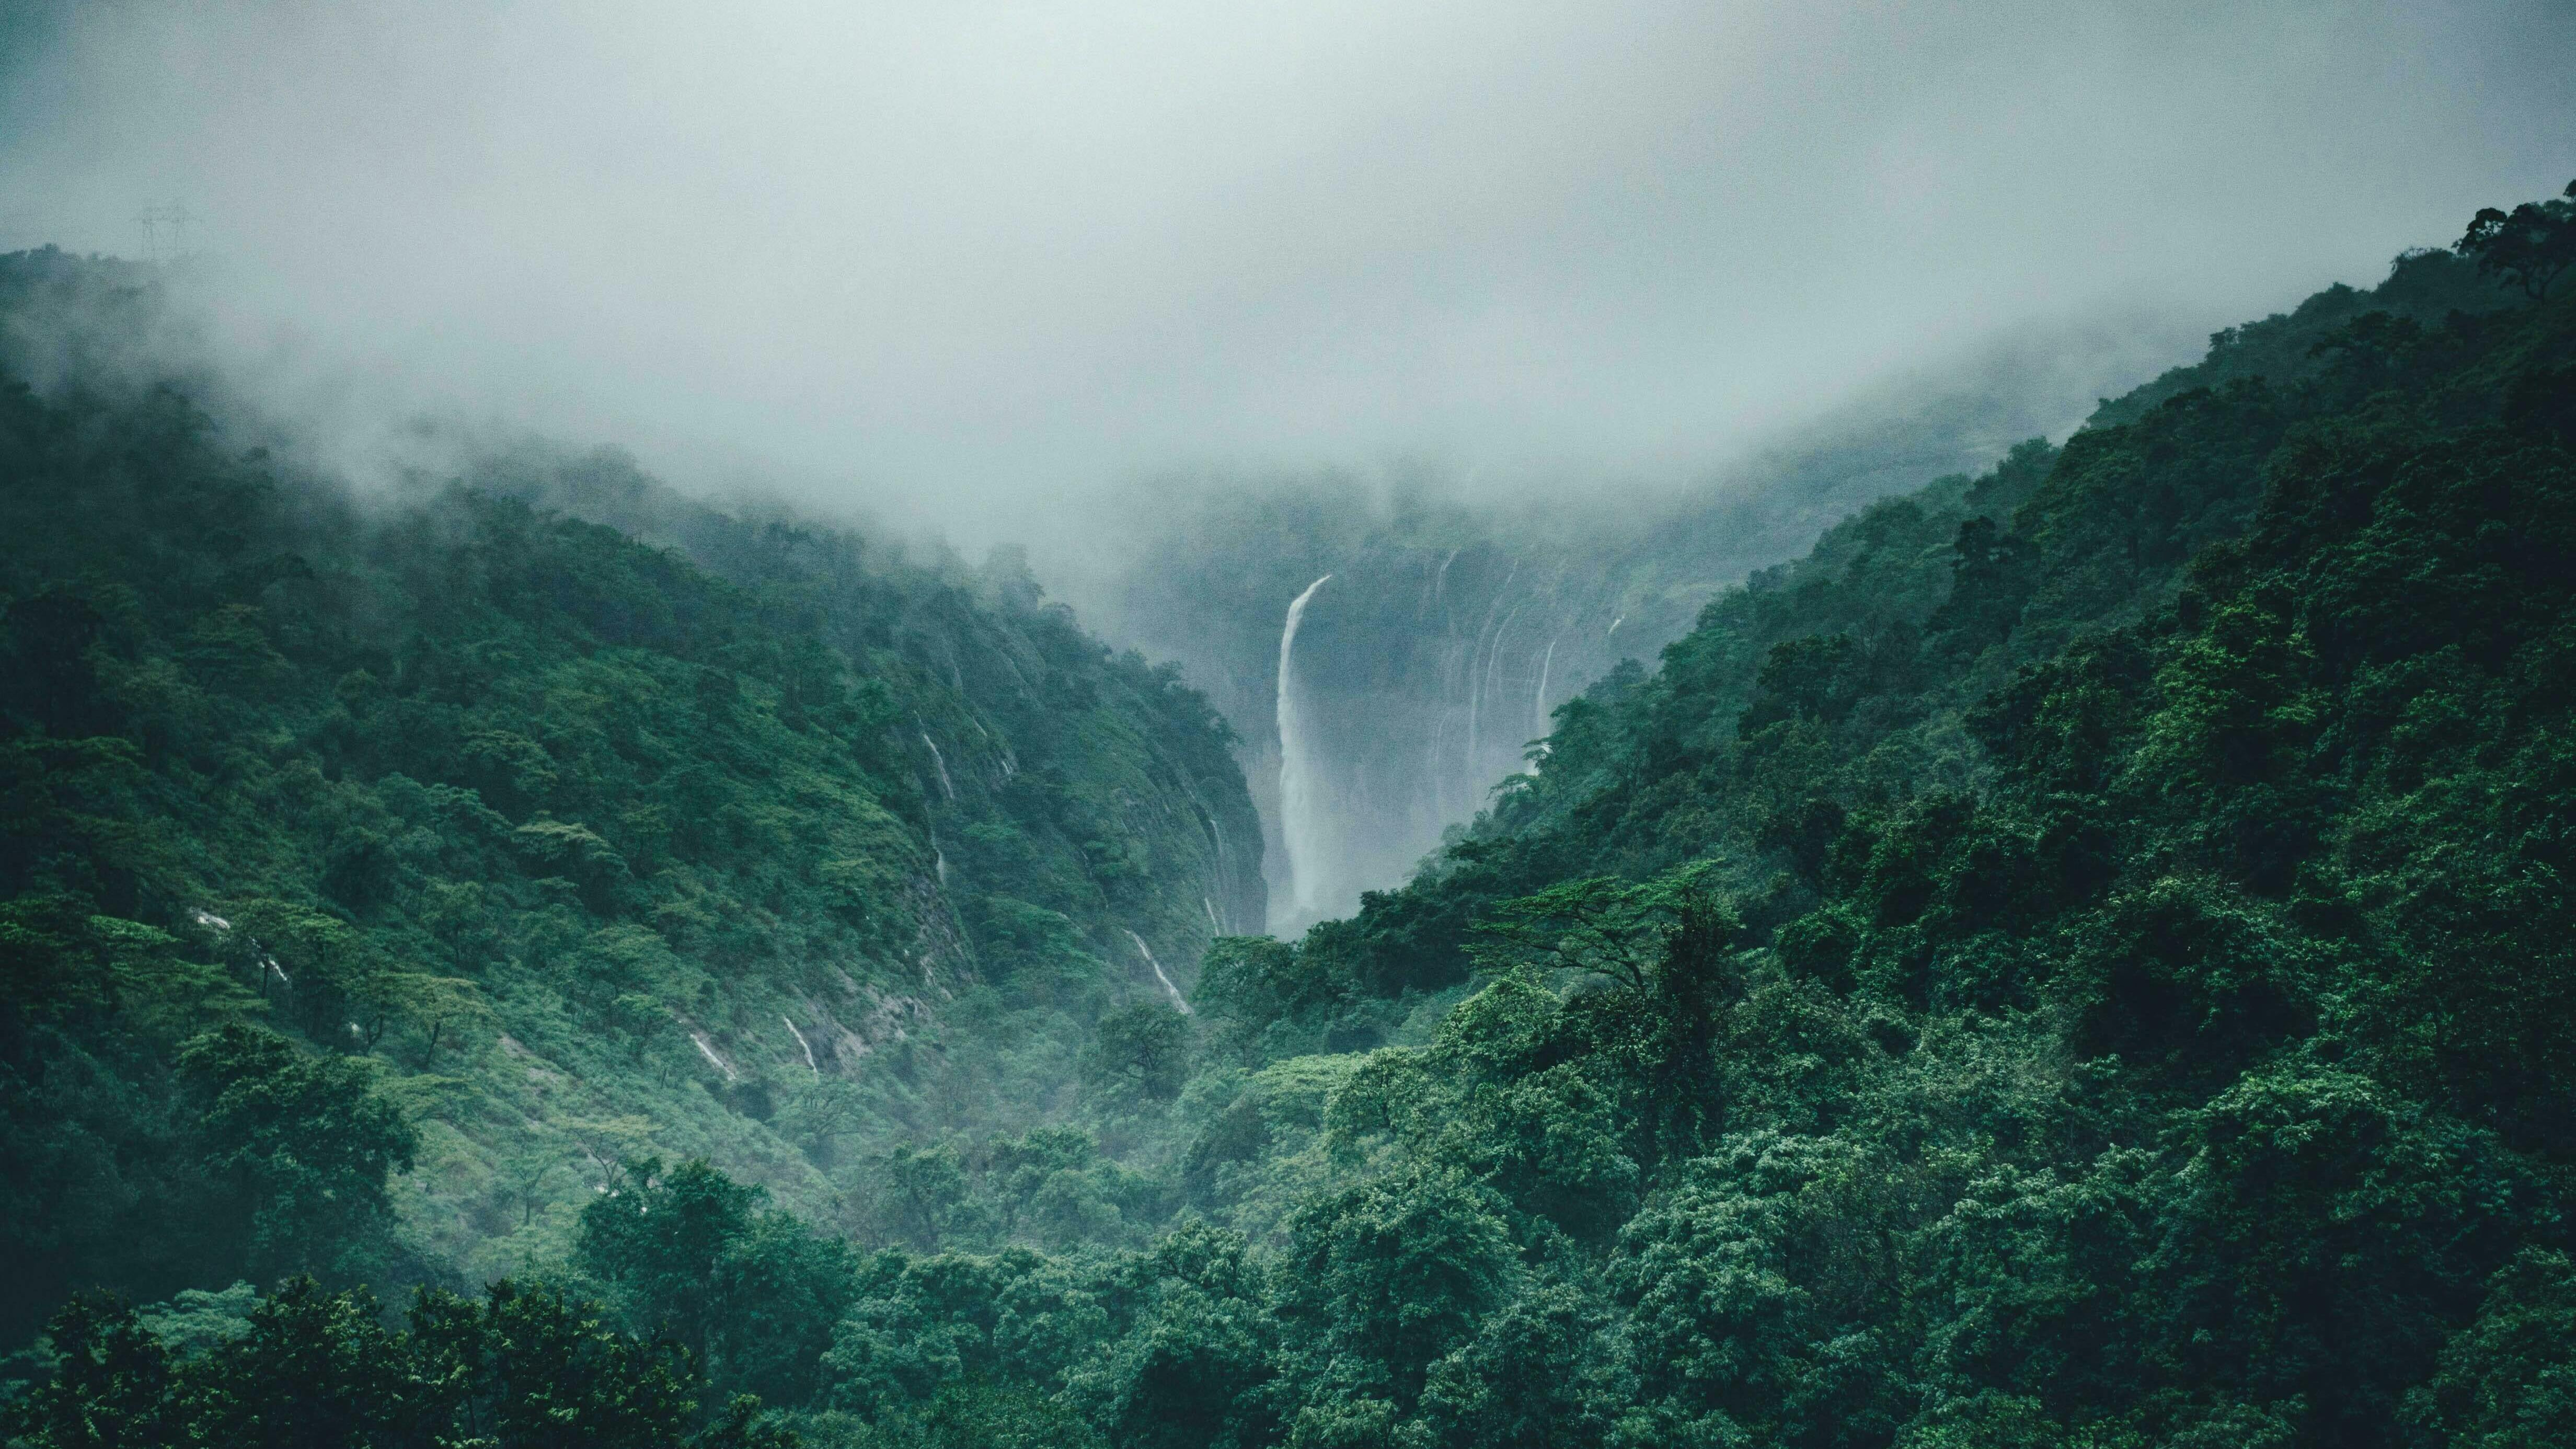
top-left (928, 185), bottom-right (2563, 1446)
top-left (835, 1382), bottom-right (1106, 1449)
top-left (1195, 936), bottom-right (1346, 1048)
top-left (4, 1278), bottom-right (789, 1448)
top-left (979, 1128), bottom-right (1158, 1250)
top-left (1070, 1280), bottom-right (1272, 1449)
top-left (6, 1293), bottom-right (180, 1449)
top-left (576, 1158), bottom-right (856, 1407)
top-left (2459, 180), bottom-right (2576, 300)
top-left (1280, 1166), bottom-right (1517, 1406)
top-left (2409, 1248), bottom-right (2576, 1446)
top-left (9, 187), bottom-right (2576, 1449)
top-left (178, 1022), bottom-right (420, 1283)
top-left (1084, 1003), bottom-right (1193, 1100)
top-left (0, 242), bottom-right (1262, 1355)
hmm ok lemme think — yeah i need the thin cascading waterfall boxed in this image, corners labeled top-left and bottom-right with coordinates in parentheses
top-left (1127, 929), bottom-right (1190, 1013)
top-left (1532, 637), bottom-right (1557, 741)
top-left (1481, 601), bottom-right (1526, 764)
top-left (1463, 602), bottom-right (1496, 776)
top-left (1427, 711), bottom-right (1449, 825)
top-left (1459, 563), bottom-right (1521, 782)
top-left (1276, 573), bottom-right (1333, 918)
top-left (689, 1032), bottom-right (739, 1082)
top-left (1175, 777), bottom-right (1244, 926)
top-left (1199, 798), bottom-right (1241, 921)
top-left (1431, 636), bottom-right (1471, 823)
top-left (781, 1016), bottom-right (819, 1076)
top-left (966, 716), bottom-right (1018, 779)
top-left (920, 732), bottom-right (956, 801)
top-left (1466, 594), bottom-right (1527, 795)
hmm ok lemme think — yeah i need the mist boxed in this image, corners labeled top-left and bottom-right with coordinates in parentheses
top-left (3, 0), bottom-right (2569, 557)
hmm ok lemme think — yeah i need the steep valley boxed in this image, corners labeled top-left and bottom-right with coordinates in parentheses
top-left (6, 181), bottom-right (2576, 1449)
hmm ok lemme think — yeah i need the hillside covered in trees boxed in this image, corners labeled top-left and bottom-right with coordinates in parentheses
top-left (0, 248), bottom-right (1264, 1433)
top-left (6, 183), bottom-right (2576, 1447)
top-left (1073, 316), bottom-right (2187, 927)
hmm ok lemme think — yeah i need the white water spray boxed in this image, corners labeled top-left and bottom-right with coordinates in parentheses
top-left (782, 1016), bottom-right (819, 1076)
top-left (1126, 929), bottom-right (1190, 1013)
top-left (689, 1032), bottom-right (739, 1082)
top-left (920, 733), bottom-right (956, 801)
top-left (1532, 638), bottom-right (1557, 740)
top-left (1276, 574), bottom-right (1333, 919)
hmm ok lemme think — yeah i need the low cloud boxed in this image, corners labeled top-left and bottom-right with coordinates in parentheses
top-left (1, 1), bottom-right (2569, 551)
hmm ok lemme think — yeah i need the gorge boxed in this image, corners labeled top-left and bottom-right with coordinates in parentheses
top-left (2, 31), bottom-right (2572, 1441)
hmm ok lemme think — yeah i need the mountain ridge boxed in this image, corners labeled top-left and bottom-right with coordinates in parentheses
top-left (6, 182), bottom-right (2576, 1448)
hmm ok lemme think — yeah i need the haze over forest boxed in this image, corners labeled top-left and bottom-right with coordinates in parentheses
top-left (9, 1), bottom-right (2571, 921)
top-left (1, 2), bottom-right (2567, 546)
top-left (5, 6), bottom-right (2576, 1449)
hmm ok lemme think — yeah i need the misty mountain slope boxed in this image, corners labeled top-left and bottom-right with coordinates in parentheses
top-left (452, 442), bottom-right (1268, 947)
top-left (0, 251), bottom-right (1261, 1338)
top-left (1236, 244), bottom-right (2525, 990)
top-left (1138, 222), bottom-right (2574, 1446)
top-left (1080, 313), bottom-right (2215, 928)
top-left (9, 185), bottom-right (2576, 1449)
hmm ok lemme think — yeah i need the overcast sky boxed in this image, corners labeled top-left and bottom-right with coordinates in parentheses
top-left (2, 1), bottom-right (2570, 546)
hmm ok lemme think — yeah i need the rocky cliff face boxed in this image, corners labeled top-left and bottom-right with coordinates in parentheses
top-left (1083, 314), bottom-right (2197, 926)
top-left (1257, 539), bottom-right (1668, 926)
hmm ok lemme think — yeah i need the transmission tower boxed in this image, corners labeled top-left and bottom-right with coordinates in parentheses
top-left (135, 200), bottom-right (194, 263)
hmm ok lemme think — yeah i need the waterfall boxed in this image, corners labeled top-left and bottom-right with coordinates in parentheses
top-left (1464, 604), bottom-right (1496, 777)
top-left (1468, 596), bottom-right (1530, 786)
top-left (1276, 573), bottom-right (1333, 919)
top-left (1481, 602), bottom-right (1525, 750)
top-left (920, 733), bottom-right (956, 800)
top-left (1204, 896), bottom-right (1224, 934)
top-left (1427, 711), bottom-right (1448, 823)
top-left (1127, 929), bottom-right (1190, 1013)
top-left (689, 1032), bottom-right (740, 1082)
top-left (781, 1016), bottom-right (819, 1076)
top-left (1532, 638), bottom-right (1557, 739)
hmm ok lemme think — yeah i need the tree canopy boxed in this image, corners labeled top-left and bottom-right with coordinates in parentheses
top-left (5, 181), bottom-right (2575, 1449)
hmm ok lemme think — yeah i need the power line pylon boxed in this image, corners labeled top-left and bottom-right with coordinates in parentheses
top-left (135, 200), bottom-right (194, 263)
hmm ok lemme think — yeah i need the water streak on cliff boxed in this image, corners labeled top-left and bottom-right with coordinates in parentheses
top-left (1127, 929), bottom-right (1190, 1013)
top-left (1275, 574), bottom-right (1333, 922)
top-left (1532, 638), bottom-right (1557, 740)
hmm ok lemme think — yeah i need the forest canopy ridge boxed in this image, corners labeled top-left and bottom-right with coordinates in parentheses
top-left (5, 179), bottom-right (2576, 1448)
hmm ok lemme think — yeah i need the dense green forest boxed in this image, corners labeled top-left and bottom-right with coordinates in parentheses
top-left (1075, 313), bottom-right (2184, 923)
top-left (6, 182), bottom-right (2575, 1446)
top-left (0, 247), bottom-right (1263, 1440)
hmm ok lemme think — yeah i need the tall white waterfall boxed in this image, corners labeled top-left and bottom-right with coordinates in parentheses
top-left (1276, 574), bottom-right (1333, 920)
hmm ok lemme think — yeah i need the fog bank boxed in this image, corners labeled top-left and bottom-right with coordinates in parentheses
top-left (1, 2), bottom-right (2568, 554)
